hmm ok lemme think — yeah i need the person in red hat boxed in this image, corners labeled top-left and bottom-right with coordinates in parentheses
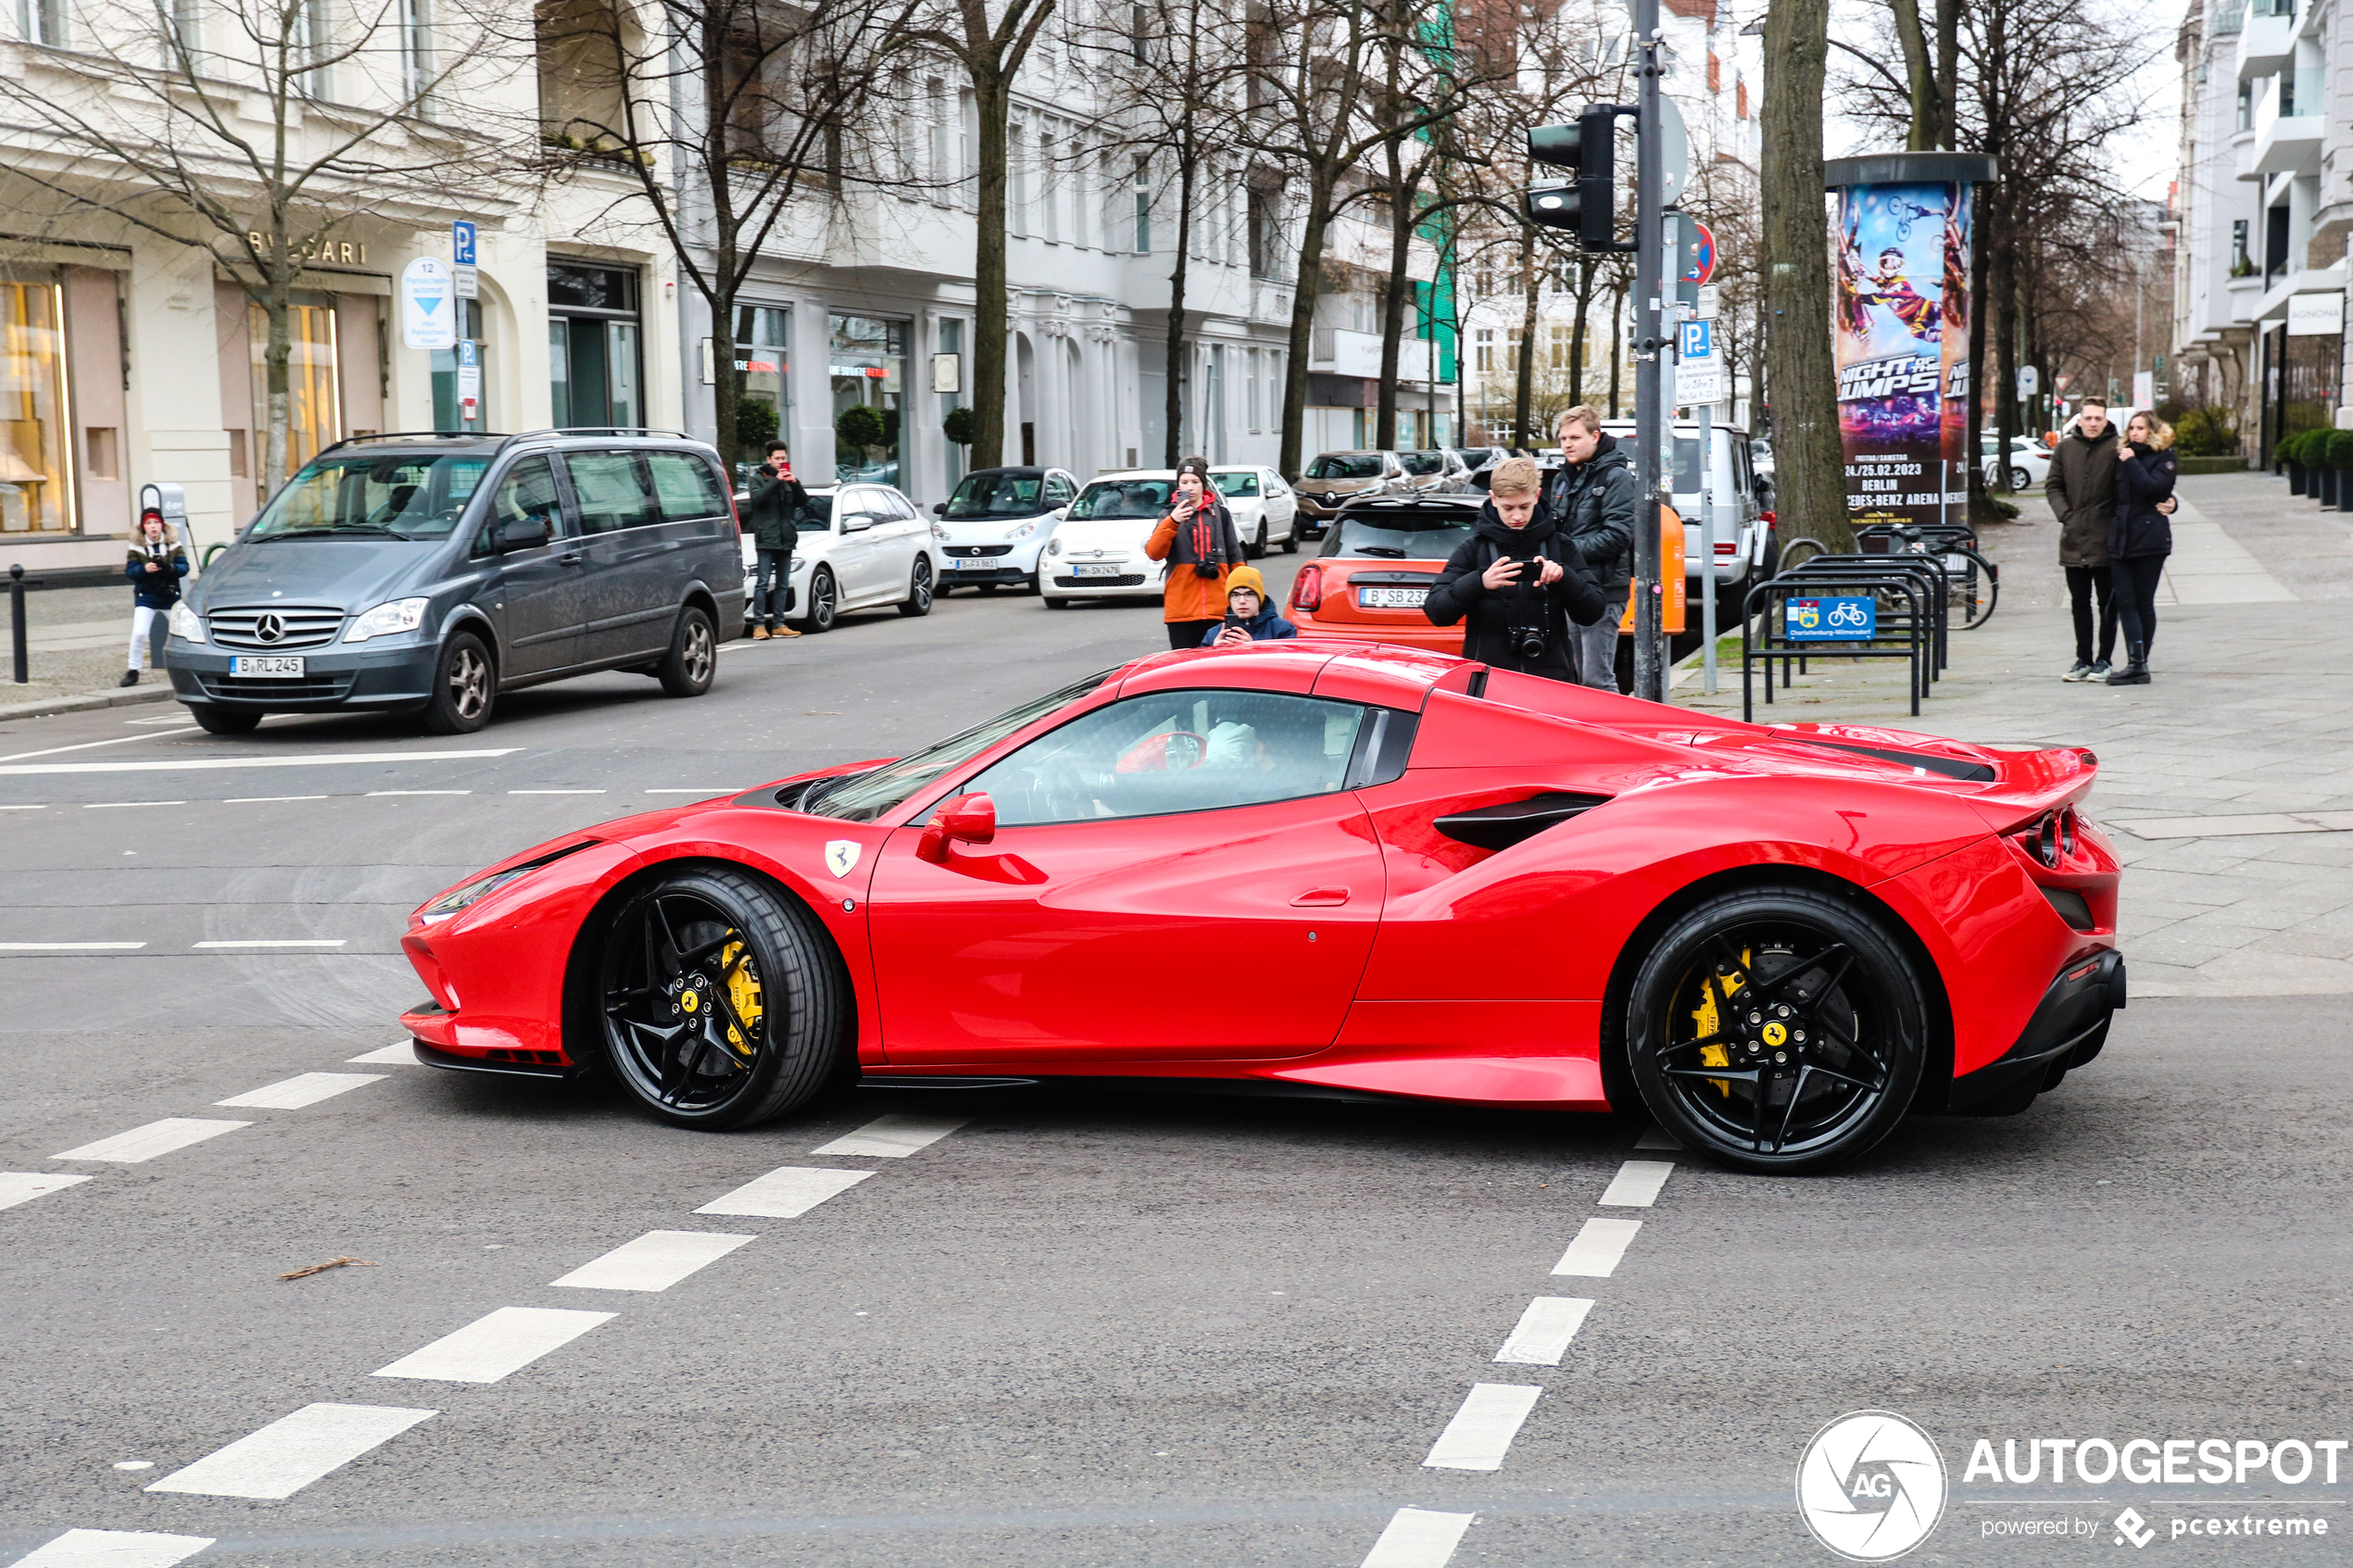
top-left (120, 509), bottom-right (188, 687)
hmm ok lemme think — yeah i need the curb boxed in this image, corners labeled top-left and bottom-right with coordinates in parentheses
top-left (0, 684), bottom-right (176, 722)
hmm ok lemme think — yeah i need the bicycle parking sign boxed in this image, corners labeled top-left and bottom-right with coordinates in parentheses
top-left (1786, 596), bottom-right (1876, 642)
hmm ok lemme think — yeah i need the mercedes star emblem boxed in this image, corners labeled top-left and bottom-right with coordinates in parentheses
top-left (255, 612), bottom-right (285, 643)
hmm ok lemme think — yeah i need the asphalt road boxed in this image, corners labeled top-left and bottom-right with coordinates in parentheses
top-left (3, 578), bottom-right (2347, 1567)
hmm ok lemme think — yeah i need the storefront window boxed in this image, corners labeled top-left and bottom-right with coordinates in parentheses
top-left (0, 279), bottom-right (72, 533)
top-left (548, 261), bottom-right (642, 433)
top-left (431, 298), bottom-right (490, 433)
top-left (249, 298), bottom-right (342, 489)
top-left (828, 312), bottom-right (905, 486)
top-left (734, 304), bottom-right (790, 481)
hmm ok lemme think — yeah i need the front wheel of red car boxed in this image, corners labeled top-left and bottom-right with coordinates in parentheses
top-left (597, 867), bottom-right (847, 1130)
top-left (1625, 886), bottom-right (1928, 1174)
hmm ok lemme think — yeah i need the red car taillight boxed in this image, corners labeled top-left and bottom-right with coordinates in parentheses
top-left (1760, 510), bottom-right (1777, 527)
top-left (1291, 564), bottom-right (1324, 612)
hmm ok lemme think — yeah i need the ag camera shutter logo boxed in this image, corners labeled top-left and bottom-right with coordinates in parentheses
top-left (1796, 1411), bottom-right (1948, 1562)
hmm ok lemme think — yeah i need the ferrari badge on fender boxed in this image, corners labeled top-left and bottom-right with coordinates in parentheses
top-left (824, 841), bottom-right (861, 879)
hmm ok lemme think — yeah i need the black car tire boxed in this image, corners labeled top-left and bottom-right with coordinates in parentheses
top-left (1280, 523), bottom-right (1299, 555)
top-left (1042, 593), bottom-right (1068, 608)
top-left (799, 568), bottom-right (837, 633)
top-left (898, 556), bottom-right (935, 617)
top-left (1247, 521), bottom-right (1267, 559)
top-left (596, 866), bottom-right (848, 1130)
top-left (1623, 884), bottom-right (1928, 1174)
top-left (186, 703), bottom-right (261, 735)
top-left (422, 631), bottom-right (496, 734)
top-left (656, 605), bottom-right (717, 697)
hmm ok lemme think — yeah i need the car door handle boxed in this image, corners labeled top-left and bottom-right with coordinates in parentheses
top-left (560, 551), bottom-right (583, 565)
top-left (1290, 887), bottom-right (1350, 907)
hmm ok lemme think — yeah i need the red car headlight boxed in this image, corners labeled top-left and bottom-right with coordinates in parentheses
top-left (413, 839), bottom-right (597, 926)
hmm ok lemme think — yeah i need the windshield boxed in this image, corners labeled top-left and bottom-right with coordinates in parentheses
top-left (796, 493), bottom-right (836, 532)
top-left (1335, 510), bottom-right (1477, 559)
top-left (803, 669), bottom-right (1118, 822)
top-left (1210, 471), bottom-right (1260, 498)
top-left (1306, 454), bottom-right (1382, 481)
top-left (247, 451), bottom-right (488, 540)
top-left (1398, 452), bottom-right (1442, 476)
top-left (944, 472), bottom-right (1046, 519)
top-left (1068, 479), bottom-right (1174, 521)
top-left (1453, 449), bottom-right (1491, 466)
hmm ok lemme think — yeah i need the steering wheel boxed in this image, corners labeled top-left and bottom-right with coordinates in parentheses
top-left (1115, 731), bottom-right (1208, 773)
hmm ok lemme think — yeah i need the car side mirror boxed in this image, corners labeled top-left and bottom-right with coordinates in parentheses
top-left (917, 792), bottom-right (997, 863)
top-left (498, 514), bottom-right (552, 552)
top-left (1050, 506), bottom-right (1068, 521)
top-left (932, 502), bottom-right (947, 516)
top-left (842, 512), bottom-right (872, 533)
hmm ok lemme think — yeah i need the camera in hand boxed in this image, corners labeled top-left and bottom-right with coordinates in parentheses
top-left (1504, 545), bottom-right (1547, 662)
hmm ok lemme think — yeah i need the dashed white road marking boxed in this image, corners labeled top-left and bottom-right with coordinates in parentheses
top-left (347, 1042), bottom-right (416, 1064)
top-left (0, 803), bottom-right (45, 810)
top-left (214, 1073), bottom-right (384, 1110)
top-left (1598, 1160), bottom-right (1675, 1208)
top-left (6, 1527), bottom-right (215, 1566)
top-left (371, 1306), bottom-right (614, 1383)
top-left (223, 795), bottom-right (327, 804)
top-left (145, 1402), bottom-right (434, 1499)
top-left (812, 1114), bottom-right (970, 1158)
top-left (1492, 1297), bottom-right (1595, 1366)
top-left (550, 1230), bottom-right (756, 1292)
top-left (191, 939), bottom-right (346, 949)
top-left (55, 1119), bottom-right (250, 1163)
top-left (1358, 1508), bottom-right (1477, 1568)
top-left (82, 801), bottom-right (184, 809)
top-left (0, 1172), bottom-right (93, 1210)
top-left (1551, 1217), bottom-right (1643, 1278)
top-left (367, 790), bottom-right (471, 797)
top-left (1634, 1125), bottom-right (1681, 1150)
top-left (694, 1165), bottom-right (873, 1219)
top-left (644, 788), bottom-right (742, 795)
top-left (1422, 1384), bottom-right (1542, 1472)
top-left (0, 748), bottom-right (520, 777)
top-left (508, 789), bottom-right (606, 796)
top-left (0, 942), bottom-right (146, 952)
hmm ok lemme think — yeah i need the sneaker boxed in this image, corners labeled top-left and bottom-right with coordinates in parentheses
top-left (751, 625), bottom-right (771, 640)
top-left (2060, 661), bottom-right (2094, 683)
top-left (2089, 659), bottom-right (2112, 678)
top-left (772, 625), bottom-right (801, 638)
top-left (118, 669), bottom-right (140, 687)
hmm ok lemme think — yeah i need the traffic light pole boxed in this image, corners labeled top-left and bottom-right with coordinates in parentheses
top-left (1631, 0), bottom-right (1666, 703)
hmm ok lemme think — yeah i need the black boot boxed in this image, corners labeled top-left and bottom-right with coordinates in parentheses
top-left (118, 669), bottom-right (140, 687)
top-left (2106, 643), bottom-right (2149, 685)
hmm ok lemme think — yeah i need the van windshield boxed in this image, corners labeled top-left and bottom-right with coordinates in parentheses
top-left (248, 452), bottom-right (489, 541)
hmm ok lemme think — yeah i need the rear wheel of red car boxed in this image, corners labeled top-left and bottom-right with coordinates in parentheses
top-left (1625, 886), bottom-right (1927, 1174)
top-left (597, 867), bottom-right (847, 1130)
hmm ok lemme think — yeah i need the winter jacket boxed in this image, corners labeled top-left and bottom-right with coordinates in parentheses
top-left (125, 541), bottom-right (189, 608)
top-left (1543, 433), bottom-right (1638, 597)
top-left (1422, 496), bottom-right (1608, 682)
top-left (1198, 604), bottom-right (1300, 644)
top-left (744, 464), bottom-right (809, 552)
top-left (1145, 496), bottom-right (1244, 623)
top-left (2109, 444), bottom-right (2178, 560)
top-left (2046, 428), bottom-right (2118, 569)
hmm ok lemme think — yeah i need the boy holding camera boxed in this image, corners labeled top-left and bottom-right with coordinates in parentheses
top-left (1422, 456), bottom-right (1605, 683)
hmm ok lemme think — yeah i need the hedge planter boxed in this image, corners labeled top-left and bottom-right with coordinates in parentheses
top-left (2288, 459), bottom-right (2307, 494)
top-left (2322, 467), bottom-right (2339, 508)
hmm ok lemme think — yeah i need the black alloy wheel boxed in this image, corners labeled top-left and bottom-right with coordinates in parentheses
top-left (799, 567), bottom-right (837, 633)
top-left (596, 867), bottom-right (846, 1129)
top-left (423, 631), bottom-right (495, 734)
top-left (187, 703), bottom-right (261, 735)
top-left (657, 606), bottom-right (716, 696)
top-left (898, 556), bottom-right (935, 617)
top-left (1625, 886), bottom-right (1928, 1173)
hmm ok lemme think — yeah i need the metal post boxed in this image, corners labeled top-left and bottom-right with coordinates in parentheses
top-left (1700, 412), bottom-right (1718, 693)
top-left (8, 563), bottom-right (26, 684)
top-left (1631, 0), bottom-right (1666, 703)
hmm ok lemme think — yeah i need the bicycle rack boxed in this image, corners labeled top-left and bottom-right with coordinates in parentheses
top-left (1782, 553), bottom-right (1951, 675)
top-left (1741, 566), bottom-right (1933, 721)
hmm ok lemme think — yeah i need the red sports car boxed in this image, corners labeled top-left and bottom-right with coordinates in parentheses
top-left (400, 643), bottom-right (2122, 1173)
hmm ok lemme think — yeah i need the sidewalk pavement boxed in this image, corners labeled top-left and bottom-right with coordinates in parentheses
top-left (1679, 473), bottom-right (2353, 998)
top-left (0, 584), bottom-right (175, 721)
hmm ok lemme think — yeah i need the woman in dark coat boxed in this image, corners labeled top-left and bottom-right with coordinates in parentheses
top-left (2106, 412), bottom-right (2178, 687)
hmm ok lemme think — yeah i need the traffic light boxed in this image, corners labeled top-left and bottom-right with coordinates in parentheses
top-left (1524, 106), bottom-right (1630, 253)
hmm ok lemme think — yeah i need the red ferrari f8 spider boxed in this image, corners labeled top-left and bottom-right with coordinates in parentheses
top-left (401, 642), bottom-right (2123, 1173)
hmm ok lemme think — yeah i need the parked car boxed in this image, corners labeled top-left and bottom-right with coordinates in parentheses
top-left (1595, 420), bottom-right (1775, 623)
top-left (1040, 470), bottom-right (1176, 606)
top-left (1399, 449), bottom-right (1476, 495)
top-left (1287, 494), bottom-right (1478, 653)
top-left (1453, 445), bottom-right (1509, 476)
top-left (1292, 450), bottom-right (1409, 538)
top-left (742, 482), bottom-right (938, 633)
top-left (1982, 433), bottom-right (2053, 490)
top-left (163, 431), bottom-right (743, 735)
top-left (928, 466), bottom-right (1077, 593)
top-left (1211, 465), bottom-right (1301, 557)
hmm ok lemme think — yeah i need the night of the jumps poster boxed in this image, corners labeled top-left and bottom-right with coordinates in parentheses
top-left (1833, 180), bottom-right (1971, 533)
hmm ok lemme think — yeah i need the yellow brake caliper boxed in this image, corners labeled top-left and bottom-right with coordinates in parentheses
top-left (719, 938), bottom-right (763, 1060)
top-left (1692, 951), bottom-right (1748, 1097)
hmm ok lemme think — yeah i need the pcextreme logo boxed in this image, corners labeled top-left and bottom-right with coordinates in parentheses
top-left (1796, 1411), bottom-right (1949, 1562)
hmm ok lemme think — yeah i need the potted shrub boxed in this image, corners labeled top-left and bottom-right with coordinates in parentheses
top-left (2311, 433), bottom-right (2340, 508)
top-left (2281, 430), bottom-right (2309, 494)
top-left (2331, 430), bottom-right (2353, 513)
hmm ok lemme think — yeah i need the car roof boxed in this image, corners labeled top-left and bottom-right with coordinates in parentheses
top-left (1084, 470), bottom-right (1176, 483)
top-left (961, 466), bottom-right (1059, 478)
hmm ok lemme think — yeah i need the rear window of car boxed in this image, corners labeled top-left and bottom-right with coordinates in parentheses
top-left (646, 452), bottom-right (729, 523)
top-left (1306, 454), bottom-right (1381, 481)
top-left (1069, 479), bottom-right (1174, 520)
top-left (1334, 508), bottom-right (1477, 559)
top-left (1210, 471), bottom-right (1260, 498)
top-left (1398, 452), bottom-right (1442, 476)
top-left (945, 471), bottom-right (1045, 518)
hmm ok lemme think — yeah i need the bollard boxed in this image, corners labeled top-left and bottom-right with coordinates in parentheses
top-left (9, 563), bottom-right (25, 684)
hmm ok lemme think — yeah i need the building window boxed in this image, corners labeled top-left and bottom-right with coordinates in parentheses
top-left (2235, 80), bottom-right (2253, 132)
top-left (2230, 219), bottom-right (2253, 277)
top-left (1706, 50), bottom-right (1719, 92)
top-left (1246, 345), bottom-right (1261, 432)
top-left (296, 0), bottom-right (333, 98)
top-left (1248, 187), bottom-right (1277, 278)
top-left (1133, 157), bottom-right (1152, 254)
top-left (167, 0), bottom-right (198, 64)
top-left (1736, 79), bottom-right (1748, 119)
top-left (1549, 322), bottom-right (1570, 369)
top-left (400, 0), bottom-right (434, 111)
top-left (829, 313), bottom-right (905, 487)
top-left (1475, 327), bottom-right (1493, 373)
top-left (0, 279), bottom-right (73, 534)
top-left (251, 299), bottom-right (342, 489)
top-left (28, 0), bottom-right (68, 46)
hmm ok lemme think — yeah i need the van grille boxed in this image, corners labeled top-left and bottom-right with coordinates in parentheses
top-left (208, 605), bottom-right (346, 651)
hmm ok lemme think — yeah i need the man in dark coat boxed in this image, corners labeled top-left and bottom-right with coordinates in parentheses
top-left (1425, 456), bottom-right (1606, 683)
top-left (1544, 405), bottom-right (1636, 691)
top-left (2045, 398), bottom-right (2119, 680)
top-left (744, 438), bottom-right (808, 638)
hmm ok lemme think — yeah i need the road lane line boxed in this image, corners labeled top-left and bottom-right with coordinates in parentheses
top-left (0, 748), bottom-right (521, 777)
top-left (644, 788), bottom-right (741, 794)
top-left (1422, 1384), bottom-right (1541, 1472)
top-left (811, 1114), bottom-right (970, 1158)
top-left (0, 1172), bottom-right (93, 1210)
top-left (145, 1403), bottom-right (435, 1499)
top-left (1552, 1217), bottom-right (1642, 1278)
top-left (6, 1528), bottom-right (216, 1566)
top-left (0, 726), bottom-right (201, 763)
top-left (224, 795), bottom-right (327, 803)
top-left (1492, 1297), bottom-right (1595, 1366)
top-left (367, 790), bottom-right (471, 797)
top-left (1634, 1125), bottom-right (1681, 1150)
top-left (550, 1231), bottom-right (756, 1292)
top-left (0, 804), bottom-right (44, 810)
top-left (55, 1119), bottom-right (250, 1162)
top-left (347, 1042), bottom-right (416, 1064)
top-left (1358, 1508), bottom-right (1476, 1568)
top-left (1598, 1160), bottom-right (1675, 1207)
top-left (508, 789), bottom-right (605, 795)
top-left (192, 939), bottom-right (346, 949)
top-left (694, 1166), bottom-right (872, 1218)
top-left (371, 1306), bottom-right (614, 1383)
top-left (0, 943), bottom-right (146, 951)
top-left (215, 1073), bottom-right (384, 1109)
top-left (82, 801), bottom-right (185, 809)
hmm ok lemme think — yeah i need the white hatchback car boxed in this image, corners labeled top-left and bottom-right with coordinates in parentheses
top-left (1210, 465), bottom-right (1301, 557)
top-left (739, 482), bottom-right (940, 633)
top-left (1040, 470), bottom-right (1177, 606)
top-left (928, 465), bottom-right (1079, 593)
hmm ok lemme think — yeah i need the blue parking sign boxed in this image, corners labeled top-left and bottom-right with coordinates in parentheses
top-left (452, 220), bottom-right (477, 267)
top-left (1679, 320), bottom-right (1712, 359)
top-left (1786, 596), bottom-right (1875, 642)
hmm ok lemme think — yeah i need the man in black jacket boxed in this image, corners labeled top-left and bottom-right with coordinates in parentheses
top-left (1543, 406), bottom-right (1636, 691)
top-left (1424, 456), bottom-right (1606, 682)
top-left (744, 438), bottom-right (807, 638)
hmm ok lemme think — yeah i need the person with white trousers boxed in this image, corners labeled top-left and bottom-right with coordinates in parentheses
top-left (120, 510), bottom-right (188, 687)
